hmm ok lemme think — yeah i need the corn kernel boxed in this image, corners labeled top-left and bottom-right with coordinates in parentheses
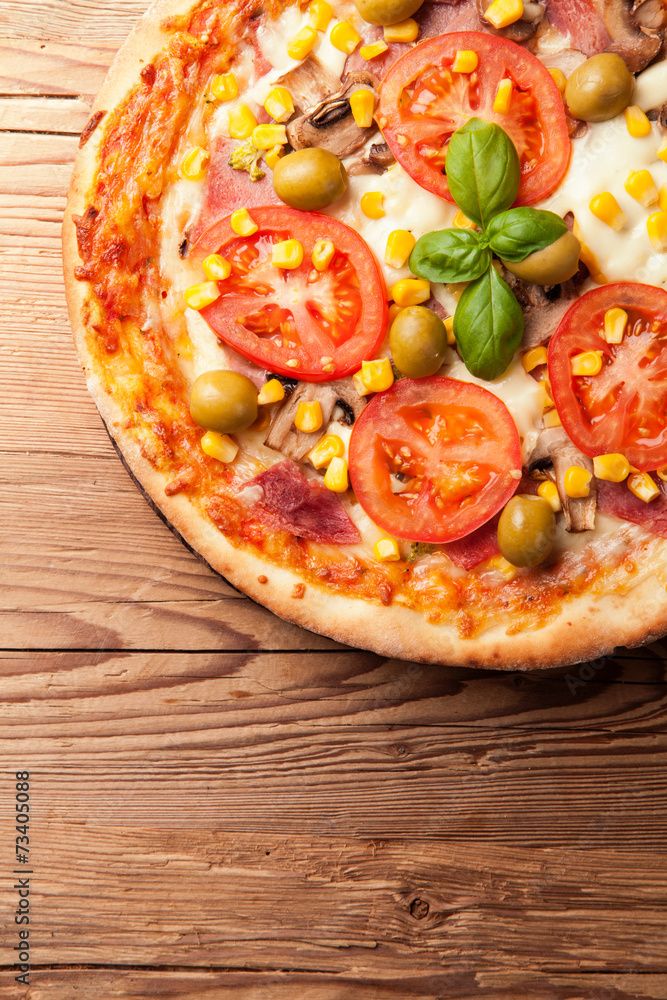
top-left (493, 78), bottom-right (513, 115)
top-left (180, 146), bottom-right (209, 181)
top-left (484, 0), bottom-right (524, 29)
top-left (521, 346), bottom-right (548, 372)
top-left (657, 465), bottom-right (667, 481)
top-left (287, 25), bottom-right (318, 60)
top-left (203, 254), bottom-right (231, 281)
top-left (590, 192), bottom-right (627, 231)
top-left (538, 480), bottom-right (562, 512)
top-left (658, 138), bottom-right (667, 163)
top-left (185, 281), bottom-right (220, 310)
top-left (350, 89), bottom-right (375, 127)
top-left (628, 471), bottom-right (660, 502)
top-left (487, 555), bottom-right (518, 580)
top-left (453, 209), bottom-right (477, 230)
top-left (374, 537), bottom-right (401, 562)
top-left (452, 49), bottom-right (478, 73)
top-left (228, 104), bottom-right (258, 140)
top-left (309, 434), bottom-right (345, 469)
top-left (264, 87), bottom-right (294, 123)
top-left (264, 144), bottom-right (285, 170)
top-left (201, 431), bottom-right (238, 463)
top-left (361, 357), bottom-right (394, 393)
top-left (385, 229), bottom-right (416, 268)
top-left (271, 239), bottom-right (304, 269)
top-left (361, 191), bottom-right (385, 218)
top-left (295, 400), bottom-right (323, 433)
top-left (360, 39), bottom-right (389, 59)
top-left (548, 67), bottom-right (566, 94)
top-left (330, 21), bottom-right (361, 54)
top-left (578, 240), bottom-right (608, 283)
top-left (571, 350), bottom-right (603, 376)
top-left (625, 104), bottom-right (651, 138)
top-left (353, 371), bottom-right (369, 396)
top-left (625, 169), bottom-right (659, 208)
top-left (383, 18), bottom-right (419, 41)
top-left (564, 465), bottom-right (592, 498)
top-left (388, 302), bottom-right (402, 326)
top-left (211, 72), bottom-right (238, 102)
top-left (444, 316), bottom-right (455, 345)
top-left (543, 408), bottom-right (562, 427)
top-left (538, 379), bottom-right (553, 410)
top-left (602, 307), bottom-right (628, 344)
top-left (593, 453), bottom-right (630, 482)
top-left (659, 185), bottom-right (667, 212)
top-left (252, 124), bottom-right (287, 149)
top-left (647, 211), bottom-right (667, 251)
top-left (257, 379), bottom-right (285, 406)
top-left (230, 208), bottom-right (258, 236)
top-left (391, 278), bottom-right (430, 306)
top-left (309, 0), bottom-right (333, 31)
top-left (324, 456), bottom-right (349, 492)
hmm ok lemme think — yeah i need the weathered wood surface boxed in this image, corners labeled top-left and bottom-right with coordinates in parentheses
top-left (3, 0), bottom-right (667, 995)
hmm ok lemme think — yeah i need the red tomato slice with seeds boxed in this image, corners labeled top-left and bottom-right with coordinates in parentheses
top-left (378, 31), bottom-right (570, 206)
top-left (548, 283), bottom-right (667, 472)
top-left (348, 376), bottom-right (522, 543)
top-left (194, 207), bottom-right (387, 382)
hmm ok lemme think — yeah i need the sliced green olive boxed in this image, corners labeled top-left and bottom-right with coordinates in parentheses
top-left (564, 53), bottom-right (634, 122)
top-left (272, 148), bottom-right (347, 211)
top-left (190, 370), bottom-right (258, 434)
top-left (502, 231), bottom-right (581, 286)
top-left (497, 494), bottom-right (556, 568)
top-left (354, 0), bottom-right (422, 25)
top-left (389, 305), bottom-right (448, 378)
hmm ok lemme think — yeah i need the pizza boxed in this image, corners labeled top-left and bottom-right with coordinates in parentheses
top-left (63, 0), bottom-right (667, 668)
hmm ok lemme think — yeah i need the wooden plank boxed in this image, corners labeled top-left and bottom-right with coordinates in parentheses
top-left (0, 37), bottom-right (115, 99)
top-left (0, 95), bottom-right (91, 133)
top-left (0, 0), bottom-right (147, 46)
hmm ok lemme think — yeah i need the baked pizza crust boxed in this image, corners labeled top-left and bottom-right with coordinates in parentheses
top-left (63, 0), bottom-right (667, 669)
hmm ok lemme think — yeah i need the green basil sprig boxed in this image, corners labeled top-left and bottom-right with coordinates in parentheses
top-left (409, 229), bottom-right (491, 284)
top-left (486, 208), bottom-right (567, 262)
top-left (454, 268), bottom-right (524, 381)
top-left (446, 118), bottom-right (520, 230)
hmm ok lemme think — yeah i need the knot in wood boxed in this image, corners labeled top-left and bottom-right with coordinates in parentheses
top-left (409, 897), bottom-right (429, 920)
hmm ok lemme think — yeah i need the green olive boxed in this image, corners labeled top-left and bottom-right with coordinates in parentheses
top-left (354, 0), bottom-right (422, 24)
top-left (502, 231), bottom-right (581, 286)
top-left (272, 148), bottom-right (347, 211)
top-left (497, 494), bottom-right (556, 568)
top-left (564, 53), bottom-right (634, 122)
top-left (190, 370), bottom-right (258, 434)
top-left (390, 306), bottom-right (448, 378)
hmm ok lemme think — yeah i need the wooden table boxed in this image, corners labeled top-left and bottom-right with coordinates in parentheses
top-left (2, 2), bottom-right (667, 996)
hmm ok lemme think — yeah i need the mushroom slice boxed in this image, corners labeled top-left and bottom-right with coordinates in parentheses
top-left (501, 268), bottom-right (579, 350)
top-left (276, 57), bottom-right (342, 115)
top-left (597, 0), bottom-right (662, 72)
top-left (264, 378), bottom-right (367, 461)
top-left (633, 0), bottom-right (667, 30)
top-left (286, 71), bottom-right (379, 159)
top-left (528, 427), bottom-right (597, 532)
top-left (329, 377), bottom-right (367, 425)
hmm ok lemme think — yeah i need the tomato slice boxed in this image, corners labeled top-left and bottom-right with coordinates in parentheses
top-left (378, 31), bottom-right (570, 206)
top-left (194, 207), bottom-right (387, 382)
top-left (548, 284), bottom-right (667, 472)
top-left (348, 376), bottom-right (522, 543)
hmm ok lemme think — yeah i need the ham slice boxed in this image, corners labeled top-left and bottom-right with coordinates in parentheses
top-left (244, 461), bottom-right (361, 543)
top-left (597, 477), bottom-right (667, 538)
top-left (444, 514), bottom-right (501, 569)
top-left (545, 0), bottom-right (611, 56)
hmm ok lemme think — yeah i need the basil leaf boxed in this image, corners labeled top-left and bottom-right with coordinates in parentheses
top-left (454, 267), bottom-right (524, 381)
top-left (487, 208), bottom-right (568, 262)
top-left (409, 228), bottom-right (491, 283)
top-left (446, 118), bottom-right (520, 230)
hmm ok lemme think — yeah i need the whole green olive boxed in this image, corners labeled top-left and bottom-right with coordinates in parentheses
top-left (272, 148), bottom-right (347, 211)
top-left (564, 53), bottom-right (634, 122)
top-left (502, 231), bottom-right (581, 286)
top-left (497, 494), bottom-right (556, 568)
top-left (190, 370), bottom-right (258, 434)
top-left (354, 0), bottom-right (422, 25)
top-left (390, 306), bottom-right (448, 378)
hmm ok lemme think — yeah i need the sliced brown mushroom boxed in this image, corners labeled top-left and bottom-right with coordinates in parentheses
top-left (500, 268), bottom-right (578, 350)
top-left (286, 71), bottom-right (379, 159)
top-left (596, 0), bottom-right (662, 72)
top-left (633, 0), bottom-right (667, 31)
top-left (276, 56), bottom-right (342, 114)
top-left (476, 0), bottom-right (545, 41)
top-left (528, 427), bottom-right (597, 531)
top-left (347, 141), bottom-right (397, 176)
top-left (264, 379), bottom-right (366, 461)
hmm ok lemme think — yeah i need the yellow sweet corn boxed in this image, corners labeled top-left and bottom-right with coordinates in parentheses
top-left (203, 254), bottom-right (231, 281)
top-left (330, 21), bottom-right (361, 54)
top-left (657, 465), bottom-right (667, 482)
top-left (309, 0), bottom-right (333, 31)
top-left (521, 346), bottom-right (548, 372)
top-left (444, 316), bottom-right (455, 345)
top-left (538, 379), bottom-right (553, 411)
top-left (659, 185), bottom-right (667, 212)
top-left (543, 408), bottom-right (562, 427)
top-left (383, 18), bottom-right (419, 42)
top-left (537, 480), bottom-right (562, 512)
top-left (353, 371), bottom-right (369, 396)
top-left (264, 144), bottom-right (284, 170)
top-left (252, 123), bottom-right (287, 149)
top-left (228, 104), bottom-right (257, 140)
top-left (287, 25), bottom-right (318, 60)
top-left (487, 555), bottom-right (518, 580)
top-left (493, 78), bottom-right (513, 115)
top-left (180, 146), bottom-right (209, 181)
top-left (602, 307), bottom-right (628, 344)
top-left (211, 72), bottom-right (238, 101)
top-left (453, 209), bottom-right (477, 230)
top-left (484, 0), bottom-right (524, 29)
top-left (590, 192), bottom-right (627, 231)
top-left (361, 191), bottom-right (385, 218)
top-left (570, 350), bottom-right (603, 376)
top-left (185, 281), bottom-right (220, 310)
top-left (264, 87), bottom-right (294, 123)
top-left (628, 471), bottom-right (660, 502)
top-left (230, 208), bottom-right (258, 236)
top-left (312, 238), bottom-right (335, 271)
top-left (391, 278), bottom-right (430, 306)
top-left (564, 465), bottom-right (592, 498)
top-left (201, 431), bottom-right (238, 463)
top-left (548, 67), bottom-right (566, 94)
top-left (625, 104), bottom-right (652, 138)
top-left (324, 456), bottom-right (349, 492)
top-left (271, 239), bottom-right (304, 269)
top-left (295, 400), bottom-right (323, 433)
top-left (658, 138), bottom-right (667, 163)
top-left (308, 434), bottom-right (345, 469)
top-left (593, 453), bottom-right (630, 482)
top-left (625, 169), bottom-right (659, 207)
top-left (360, 39), bottom-right (389, 59)
top-left (374, 537), bottom-right (401, 562)
top-left (388, 302), bottom-right (402, 326)
top-left (452, 49), bottom-right (478, 73)
top-left (350, 89), bottom-right (375, 127)
top-left (361, 357), bottom-right (394, 392)
top-left (385, 229), bottom-right (416, 268)
top-left (647, 211), bottom-right (667, 251)
top-left (257, 379), bottom-right (286, 406)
